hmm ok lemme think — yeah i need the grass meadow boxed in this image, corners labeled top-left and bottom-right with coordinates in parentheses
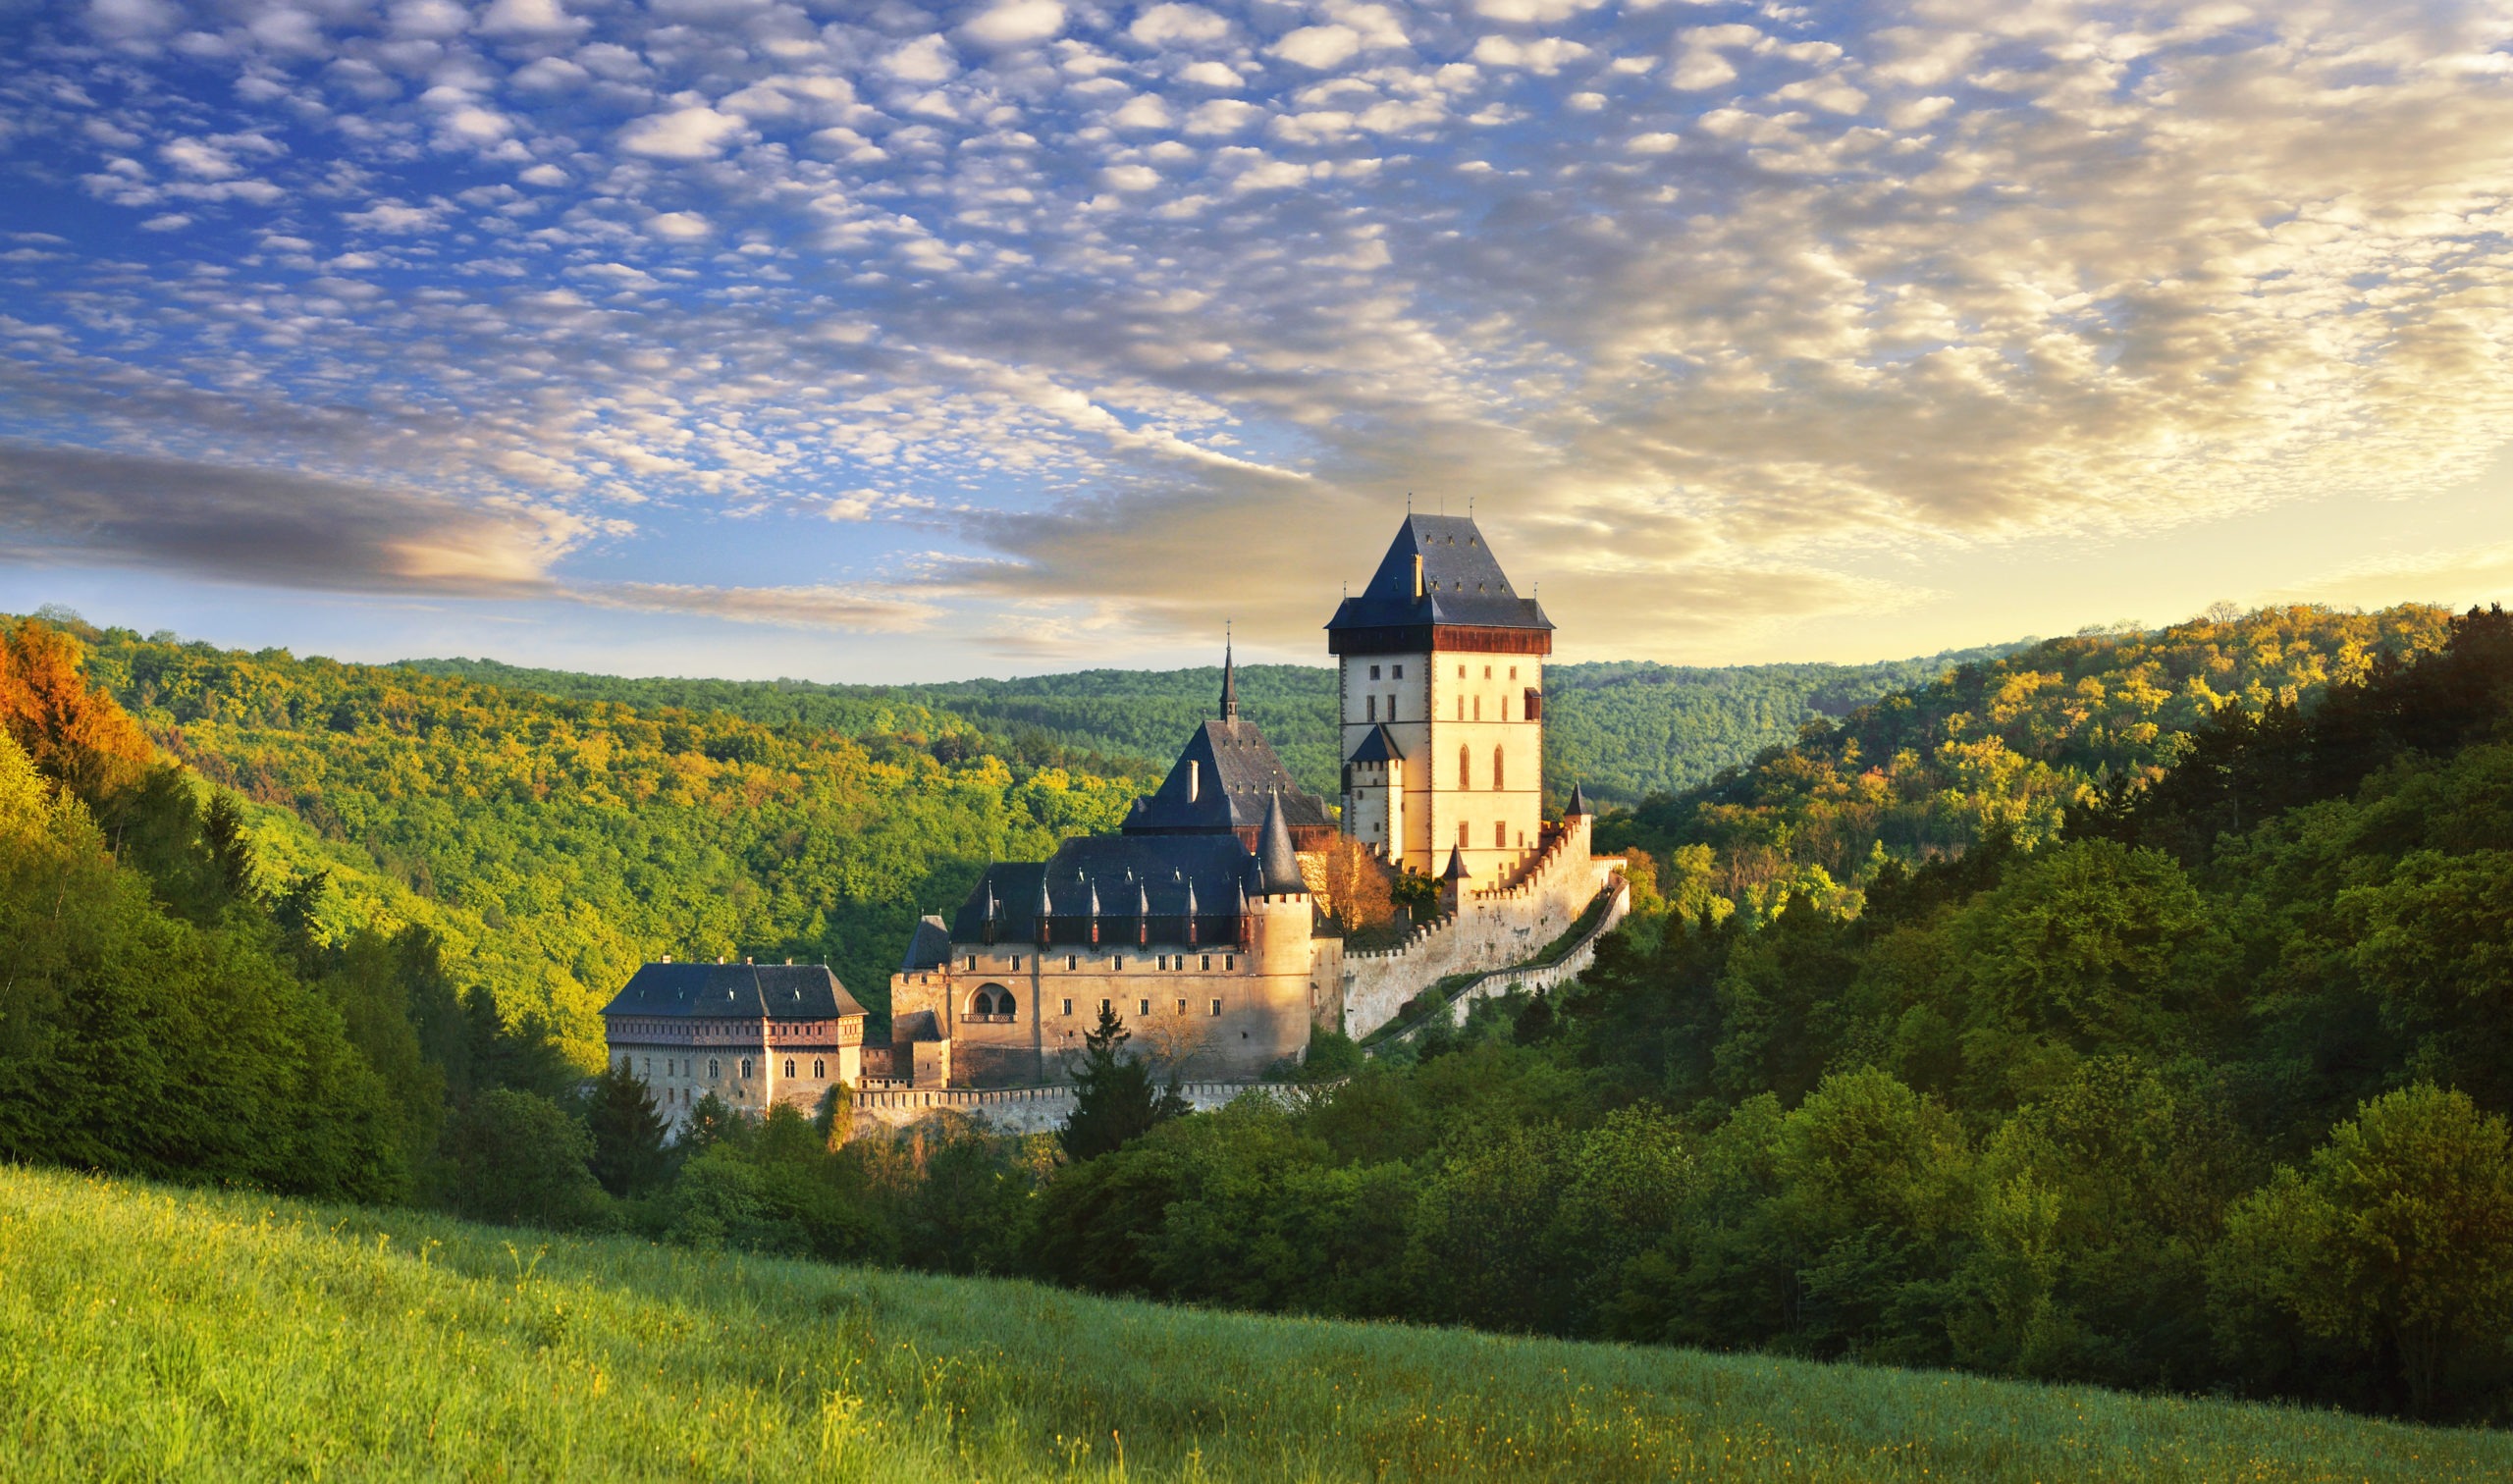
top-left (1, 1163), bottom-right (2502, 1482)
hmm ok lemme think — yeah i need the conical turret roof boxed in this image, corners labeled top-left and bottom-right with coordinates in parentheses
top-left (1440, 844), bottom-right (1472, 882)
top-left (1566, 780), bottom-right (1591, 818)
top-left (1257, 790), bottom-right (1306, 894)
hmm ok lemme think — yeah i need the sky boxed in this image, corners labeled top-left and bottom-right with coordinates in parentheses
top-left (4, 0), bottom-right (2513, 682)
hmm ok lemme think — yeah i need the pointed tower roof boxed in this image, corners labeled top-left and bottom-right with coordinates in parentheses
top-left (1257, 791), bottom-right (1306, 894)
top-left (1440, 844), bottom-right (1472, 882)
top-left (1219, 629), bottom-right (1239, 720)
top-left (1326, 514), bottom-right (1553, 651)
top-left (1566, 780), bottom-right (1591, 818)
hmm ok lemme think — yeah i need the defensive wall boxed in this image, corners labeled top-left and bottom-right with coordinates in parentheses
top-left (851, 1079), bottom-right (1300, 1136)
top-left (1339, 814), bottom-right (1623, 1039)
top-left (1367, 875), bottom-right (1631, 1050)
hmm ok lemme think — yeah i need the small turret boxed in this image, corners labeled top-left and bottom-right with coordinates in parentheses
top-left (1440, 844), bottom-right (1472, 884)
top-left (1440, 842), bottom-right (1471, 914)
top-left (1258, 790), bottom-right (1306, 895)
top-left (1566, 780), bottom-right (1591, 819)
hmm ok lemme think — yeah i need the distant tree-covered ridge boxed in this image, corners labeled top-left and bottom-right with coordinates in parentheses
top-left (54, 620), bottom-right (1150, 1061)
top-left (1603, 604), bottom-right (2457, 916)
top-left (405, 641), bottom-right (2032, 807)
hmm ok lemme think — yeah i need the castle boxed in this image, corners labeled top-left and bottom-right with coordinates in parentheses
top-left (601, 515), bottom-right (1622, 1118)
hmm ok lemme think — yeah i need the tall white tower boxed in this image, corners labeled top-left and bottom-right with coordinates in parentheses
top-left (1326, 514), bottom-right (1553, 883)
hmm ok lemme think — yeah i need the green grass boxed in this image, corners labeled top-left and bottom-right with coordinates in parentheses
top-left (2, 1165), bottom-right (2502, 1481)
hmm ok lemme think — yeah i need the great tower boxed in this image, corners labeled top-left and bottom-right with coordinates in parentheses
top-left (1327, 514), bottom-right (1553, 883)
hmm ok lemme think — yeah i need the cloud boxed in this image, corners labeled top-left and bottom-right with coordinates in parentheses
top-left (644, 211), bottom-right (712, 240)
top-left (476, 0), bottom-right (588, 40)
top-left (0, 443), bottom-right (581, 596)
top-left (618, 106), bottom-right (749, 160)
top-left (1130, 4), bottom-right (1230, 47)
top-left (578, 582), bottom-right (939, 632)
top-left (1271, 26), bottom-right (1363, 71)
top-left (961, 0), bottom-right (1065, 49)
top-left (883, 35), bottom-right (961, 83)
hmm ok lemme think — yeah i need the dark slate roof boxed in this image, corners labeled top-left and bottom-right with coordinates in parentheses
top-left (1123, 717), bottom-right (1334, 833)
top-left (1325, 515), bottom-right (1554, 634)
top-left (1441, 844), bottom-right (1472, 881)
top-left (1347, 722), bottom-right (1406, 765)
top-left (900, 915), bottom-right (952, 973)
top-left (603, 963), bottom-right (867, 1021)
top-left (949, 832), bottom-right (1261, 941)
top-left (1257, 792), bottom-right (1306, 894)
top-left (1566, 780), bottom-right (1591, 817)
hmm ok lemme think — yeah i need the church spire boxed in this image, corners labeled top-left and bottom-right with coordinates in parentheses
top-left (1219, 624), bottom-right (1239, 721)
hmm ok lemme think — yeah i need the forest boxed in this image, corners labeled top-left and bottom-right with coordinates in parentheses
top-left (407, 642), bottom-right (2026, 807)
top-left (8, 604), bottom-right (2513, 1424)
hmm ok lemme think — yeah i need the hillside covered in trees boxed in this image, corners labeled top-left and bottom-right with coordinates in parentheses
top-left (61, 620), bottom-right (1148, 1058)
top-left (1602, 605), bottom-right (2456, 916)
top-left (408, 642), bottom-right (2026, 808)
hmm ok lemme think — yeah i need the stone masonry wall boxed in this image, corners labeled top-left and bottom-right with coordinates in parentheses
top-left (1339, 816), bottom-right (1621, 1039)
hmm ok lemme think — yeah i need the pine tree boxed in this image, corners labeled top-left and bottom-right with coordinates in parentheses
top-left (586, 1063), bottom-right (669, 1197)
top-left (1058, 1005), bottom-right (1186, 1162)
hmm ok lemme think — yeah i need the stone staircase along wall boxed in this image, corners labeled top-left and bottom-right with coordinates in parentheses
top-left (1368, 876), bottom-right (1631, 1051)
top-left (1339, 817), bottom-right (1622, 1040)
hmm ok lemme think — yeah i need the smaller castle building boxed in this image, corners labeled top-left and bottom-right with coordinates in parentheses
top-left (602, 960), bottom-right (867, 1129)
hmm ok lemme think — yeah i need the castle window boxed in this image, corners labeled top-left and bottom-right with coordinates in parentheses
top-left (1457, 697), bottom-right (1465, 720)
top-left (1457, 664), bottom-right (1466, 678)
top-left (1099, 998), bottom-right (1112, 1017)
top-left (741, 1058), bottom-right (753, 1079)
top-left (642, 1057), bottom-right (651, 1077)
top-left (784, 1058), bottom-right (796, 1079)
top-left (1483, 665), bottom-right (1492, 679)
top-left (1510, 666), bottom-right (1518, 680)
top-left (1493, 746), bottom-right (1505, 790)
top-left (1494, 821), bottom-right (1507, 848)
top-left (1392, 664), bottom-right (1403, 679)
top-left (1061, 998), bottom-right (1074, 1016)
top-left (1459, 822), bottom-right (1471, 847)
top-left (1366, 695), bottom-right (1376, 721)
top-left (1473, 696), bottom-right (1481, 720)
top-left (1012, 956), bottom-right (1023, 971)
top-left (967, 956), bottom-right (976, 972)
top-left (814, 1059), bottom-right (826, 1079)
top-left (1368, 663), bottom-right (1381, 680)
top-left (1201, 954), bottom-right (1211, 971)
top-left (1209, 998), bottom-right (1222, 1017)
top-left (709, 1059), bottom-right (721, 1079)
top-left (1225, 954), bottom-right (1235, 969)
top-left (1460, 744), bottom-right (1471, 788)
top-left (1067, 955), bottom-right (1078, 971)
top-left (1113, 955), bottom-right (1125, 971)
top-left (1138, 998), bottom-right (1150, 1016)
top-left (1501, 695), bottom-right (1509, 721)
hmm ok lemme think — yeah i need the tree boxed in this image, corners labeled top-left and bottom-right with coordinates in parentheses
top-left (440, 1088), bottom-right (606, 1227)
top-left (1059, 1005), bottom-right (1186, 1162)
top-left (2215, 1085), bottom-right (2513, 1417)
top-left (586, 1063), bottom-right (669, 1197)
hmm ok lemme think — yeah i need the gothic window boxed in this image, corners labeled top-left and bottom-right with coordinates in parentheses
top-left (708, 1058), bottom-right (721, 1079)
top-left (1459, 744), bottom-right (1471, 788)
top-left (968, 984), bottom-right (1016, 1021)
top-left (784, 1058), bottom-right (796, 1079)
top-left (814, 1059), bottom-right (826, 1079)
top-left (1493, 746), bottom-right (1505, 790)
top-left (740, 1058), bottom-right (753, 1080)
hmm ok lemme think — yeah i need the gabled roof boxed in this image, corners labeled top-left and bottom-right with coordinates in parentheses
top-left (1347, 722), bottom-right (1406, 765)
top-left (602, 962), bottom-right (867, 1021)
top-left (1325, 514), bottom-right (1553, 634)
top-left (1124, 716), bottom-right (1333, 834)
top-left (949, 832), bottom-right (1262, 942)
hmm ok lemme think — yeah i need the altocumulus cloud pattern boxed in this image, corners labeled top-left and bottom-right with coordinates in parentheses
top-left (4, 0), bottom-right (2513, 654)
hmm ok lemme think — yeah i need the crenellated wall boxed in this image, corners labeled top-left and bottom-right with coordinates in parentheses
top-left (850, 1079), bottom-right (1309, 1135)
top-left (1369, 877), bottom-right (1630, 1049)
top-left (1338, 815), bottom-right (1621, 1039)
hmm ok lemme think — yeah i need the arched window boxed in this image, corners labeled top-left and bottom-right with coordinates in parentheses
top-left (813, 1059), bottom-right (826, 1079)
top-left (708, 1058), bottom-right (721, 1079)
top-left (740, 1058), bottom-right (752, 1080)
top-left (1492, 746), bottom-right (1505, 791)
top-left (783, 1058), bottom-right (796, 1079)
top-left (1459, 744), bottom-right (1471, 789)
top-left (968, 983), bottom-right (1017, 1022)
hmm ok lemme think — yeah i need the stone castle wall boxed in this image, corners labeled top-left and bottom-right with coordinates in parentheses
top-left (851, 1079), bottom-right (1293, 1136)
top-left (1339, 816), bottom-right (1621, 1039)
top-left (1370, 875), bottom-right (1631, 1047)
